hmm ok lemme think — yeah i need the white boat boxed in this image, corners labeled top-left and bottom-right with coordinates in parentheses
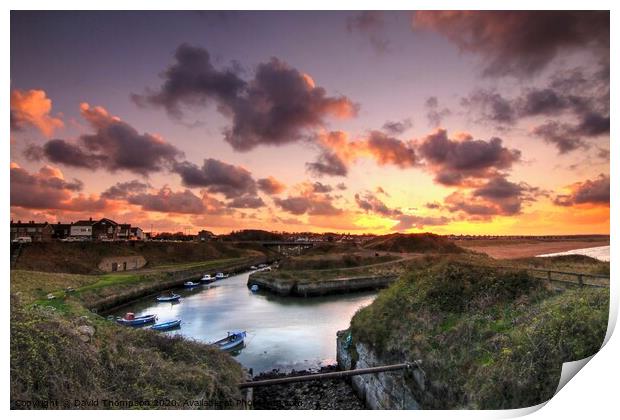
top-left (215, 272), bottom-right (229, 280)
top-left (201, 274), bottom-right (214, 283)
top-left (184, 281), bottom-right (200, 288)
top-left (250, 265), bottom-right (258, 270)
top-left (212, 331), bottom-right (246, 351)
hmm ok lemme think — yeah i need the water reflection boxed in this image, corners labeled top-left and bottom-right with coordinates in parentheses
top-left (111, 271), bottom-right (377, 373)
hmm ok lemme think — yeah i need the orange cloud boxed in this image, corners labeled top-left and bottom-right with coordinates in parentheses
top-left (10, 89), bottom-right (64, 137)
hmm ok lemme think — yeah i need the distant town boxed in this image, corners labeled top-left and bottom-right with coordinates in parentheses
top-left (9, 218), bottom-right (609, 244)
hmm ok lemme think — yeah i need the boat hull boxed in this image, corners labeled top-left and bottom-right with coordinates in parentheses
top-left (213, 331), bottom-right (246, 351)
top-left (156, 294), bottom-right (180, 302)
top-left (151, 320), bottom-right (182, 331)
top-left (117, 314), bottom-right (157, 326)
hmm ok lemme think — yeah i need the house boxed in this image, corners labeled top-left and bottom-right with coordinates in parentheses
top-left (197, 229), bottom-right (216, 242)
top-left (92, 218), bottom-right (119, 240)
top-left (10, 220), bottom-right (54, 242)
top-left (52, 222), bottom-right (72, 240)
top-left (118, 224), bottom-right (131, 240)
top-left (70, 219), bottom-right (95, 240)
top-left (129, 227), bottom-right (144, 240)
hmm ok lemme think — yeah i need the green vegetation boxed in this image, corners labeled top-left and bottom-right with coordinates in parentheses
top-left (363, 233), bottom-right (464, 254)
top-left (10, 251), bottom-right (268, 408)
top-left (349, 259), bottom-right (609, 409)
top-left (11, 297), bottom-right (244, 409)
top-left (14, 241), bottom-right (266, 274)
top-left (278, 253), bottom-right (399, 271)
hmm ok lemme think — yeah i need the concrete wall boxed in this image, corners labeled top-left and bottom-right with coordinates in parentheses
top-left (337, 330), bottom-right (423, 410)
top-left (98, 255), bottom-right (147, 272)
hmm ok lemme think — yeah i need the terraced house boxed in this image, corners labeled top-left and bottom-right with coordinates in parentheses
top-left (10, 221), bottom-right (54, 242)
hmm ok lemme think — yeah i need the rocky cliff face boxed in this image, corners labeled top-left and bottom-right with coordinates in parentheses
top-left (336, 330), bottom-right (423, 410)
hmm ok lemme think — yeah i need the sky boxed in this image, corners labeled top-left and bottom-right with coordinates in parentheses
top-left (9, 11), bottom-right (610, 235)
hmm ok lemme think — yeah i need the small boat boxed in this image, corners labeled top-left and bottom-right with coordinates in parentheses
top-left (212, 331), bottom-right (246, 351)
top-left (151, 319), bottom-right (182, 331)
top-left (258, 263), bottom-right (267, 268)
top-left (215, 272), bottom-right (229, 280)
top-left (184, 281), bottom-right (200, 287)
top-left (116, 313), bottom-right (157, 327)
top-left (250, 265), bottom-right (258, 270)
top-left (156, 293), bottom-right (181, 302)
top-left (201, 274), bottom-right (214, 283)
top-left (250, 284), bottom-right (259, 292)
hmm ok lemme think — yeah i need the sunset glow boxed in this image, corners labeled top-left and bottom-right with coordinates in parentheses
top-left (10, 11), bottom-right (609, 235)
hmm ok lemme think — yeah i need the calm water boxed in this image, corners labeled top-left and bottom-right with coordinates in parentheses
top-left (111, 271), bottom-right (377, 373)
top-left (537, 245), bottom-right (610, 262)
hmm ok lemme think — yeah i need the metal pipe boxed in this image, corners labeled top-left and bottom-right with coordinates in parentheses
top-left (238, 363), bottom-right (412, 388)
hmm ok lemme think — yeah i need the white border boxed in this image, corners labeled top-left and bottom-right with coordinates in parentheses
top-left (3, 1), bottom-right (616, 419)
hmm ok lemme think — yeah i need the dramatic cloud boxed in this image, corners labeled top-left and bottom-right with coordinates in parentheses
top-left (355, 191), bottom-right (400, 216)
top-left (25, 104), bottom-right (183, 175)
top-left (310, 181), bottom-right (333, 193)
top-left (257, 176), bottom-right (286, 195)
top-left (9, 163), bottom-right (107, 211)
top-left (307, 130), bottom-right (417, 177)
top-left (354, 189), bottom-right (450, 230)
top-left (274, 195), bottom-right (341, 216)
top-left (131, 43), bottom-right (245, 118)
top-left (173, 158), bottom-right (257, 198)
top-left (461, 90), bottom-right (516, 125)
top-left (134, 44), bottom-right (358, 151)
top-left (306, 149), bottom-right (349, 177)
top-left (463, 68), bottom-right (609, 154)
top-left (444, 175), bottom-right (540, 217)
top-left (414, 11), bottom-right (609, 77)
top-left (392, 214), bottom-right (450, 231)
top-left (553, 174), bottom-right (610, 207)
top-left (531, 122), bottom-right (588, 154)
top-left (417, 129), bottom-right (521, 186)
top-left (10, 89), bottom-right (64, 137)
top-left (127, 187), bottom-right (207, 214)
top-left (346, 11), bottom-right (391, 54)
top-left (382, 118), bottom-right (412, 135)
top-left (425, 97), bottom-right (451, 127)
top-left (227, 195), bottom-right (265, 209)
top-left (100, 180), bottom-right (150, 200)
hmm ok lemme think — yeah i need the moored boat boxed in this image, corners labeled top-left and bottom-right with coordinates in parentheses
top-left (201, 274), bottom-right (214, 283)
top-left (250, 265), bottom-right (258, 270)
top-left (156, 293), bottom-right (181, 302)
top-left (250, 284), bottom-right (259, 292)
top-left (151, 319), bottom-right (182, 331)
top-left (215, 272), bottom-right (229, 280)
top-left (184, 281), bottom-right (200, 287)
top-left (212, 331), bottom-right (246, 351)
top-left (116, 313), bottom-right (157, 327)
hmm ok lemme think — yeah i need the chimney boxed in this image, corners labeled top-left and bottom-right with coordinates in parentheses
top-left (89, 217), bottom-right (92, 222)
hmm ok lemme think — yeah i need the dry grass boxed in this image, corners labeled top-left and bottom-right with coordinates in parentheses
top-left (349, 258), bottom-right (609, 409)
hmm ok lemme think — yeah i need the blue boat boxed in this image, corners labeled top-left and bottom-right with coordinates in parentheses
top-left (151, 319), bottom-right (182, 331)
top-left (116, 313), bottom-right (157, 327)
top-left (212, 331), bottom-right (246, 351)
top-left (156, 293), bottom-right (181, 302)
top-left (250, 284), bottom-right (259, 292)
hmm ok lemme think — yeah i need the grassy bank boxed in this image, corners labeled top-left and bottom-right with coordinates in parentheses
top-left (12, 256), bottom-right (264, 311)
top-left (11, 296), bottom-right (244, 409)
top-left (13, 241), bottom-right (268, 274)
top-left (348, 258), bottom-right (609, 409)
top-left (10, 253), bottom-right (269, 408)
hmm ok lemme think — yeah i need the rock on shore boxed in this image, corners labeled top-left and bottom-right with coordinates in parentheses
top-left (251, 366), bottom-right (365, 410)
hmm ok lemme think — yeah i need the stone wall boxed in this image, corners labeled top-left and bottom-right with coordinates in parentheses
top-left (337, 330), bottom-right (424, 410)
top-left (98, 256), bottom-right (147, 272)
